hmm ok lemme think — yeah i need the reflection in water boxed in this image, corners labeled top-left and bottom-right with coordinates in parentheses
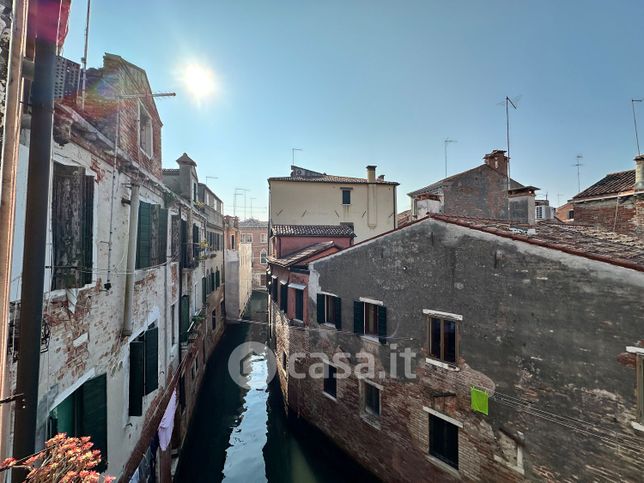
top-left (175, 291), bottom-right (378, 483)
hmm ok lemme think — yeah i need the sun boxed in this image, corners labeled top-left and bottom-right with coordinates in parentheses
top-left (180, 62), bottom-right (218, 105)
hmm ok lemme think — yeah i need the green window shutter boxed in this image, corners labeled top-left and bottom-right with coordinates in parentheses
top-left (317, 294), bottom-right (325, 324)
top-left (353, 301), bottom-right (364, 335)
top-left (158, 208), bottom-right (168, 266)
top-left (334, 297), bottom-right (342, 330)
top-left (378, 306), bottom-right (387, 344)
top-left (129, 341), bottom-right (144, 416)
top-left (136, 202), bottom-right (152, 269)
top-left (211, 272), bottom-right (215, 291)
top-left (215, 270), bottom-right (220, 289)
top-left (82, 175), bottom-right (94, 286)
top-left (202, 277), bottom-right (207, 305)
top-left (144, 327), bottom-right (159, 394)
top-left (81, 374), bottom-right (107, 472)
top-left (180, 295), bottom-right (190, 342)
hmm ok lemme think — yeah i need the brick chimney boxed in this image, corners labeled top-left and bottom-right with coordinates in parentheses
top-left (483, 150), bottom-right (508, 177)
top-left (366, 165), bottom-right (376, 183)
top-left (635, 155), bottom-right (644, 192)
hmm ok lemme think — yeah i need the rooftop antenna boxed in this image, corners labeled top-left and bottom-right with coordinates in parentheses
top-left (444, 138), bottom-right (457, 177)
top-left (556, 193), bottom-right (562, 206)
top-left (80, 0), bottom-right (91, 110)
top-left (205, 176), bottom-right (218, 186)
top-left (498, 95), bottom-right (521, 224)
top-left (233, 188), bottom-right (247, 217)
top-left (631, 99), bottom-right (642, 155)
top-left (250, 197), bottom-right (256, 219)
top-left (291, 148), bottom-right (302, 168)
top-left (573, 154), bottom-right (584, 194)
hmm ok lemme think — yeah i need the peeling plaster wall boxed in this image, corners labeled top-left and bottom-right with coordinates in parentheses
top-left (274, 218), bottom-right (644, 482)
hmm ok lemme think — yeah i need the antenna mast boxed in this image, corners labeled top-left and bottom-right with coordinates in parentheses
top-left (444, 138), bottom-right (457, 178)
top-left (632, 99), bottom-right (642, 155)
top-left (80, 0), bottom-right (91, 110)
top-left (573, 154), bottom-right (584, 194)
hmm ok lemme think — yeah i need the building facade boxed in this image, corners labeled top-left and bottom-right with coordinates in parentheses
top-left (269, 165), bottom-right (398, 243)
top-left (270, 216), bottom-right (644, 482)
top-left (238, 218), bottom-right (269, 288)
top-left (408, 150), bottom-right (537, 225)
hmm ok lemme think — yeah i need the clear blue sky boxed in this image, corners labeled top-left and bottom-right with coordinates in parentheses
top-left (61, 0), bottom-right (644, 217)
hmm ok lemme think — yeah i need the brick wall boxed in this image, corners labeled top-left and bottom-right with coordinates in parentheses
top-left (573, 196), bottom-right (640, 237)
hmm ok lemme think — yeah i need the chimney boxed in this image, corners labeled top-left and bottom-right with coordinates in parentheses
top-left (483, 150), bottom-right (508, 177)
top-left (377, 174), bottom-right (385, 181)
top-left (635, 155), bottom-right (644, 191)
top-left (366, 165), bottom-right (376, 183)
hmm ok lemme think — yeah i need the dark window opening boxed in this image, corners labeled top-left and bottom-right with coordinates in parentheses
top-left (136, 202), bottom-right (168, 269)
top-left (429, 317), bottom-right (458, 364)
top-left (364, 302), bottom-right (378, 336)
top-left (341, 189), bottom-right (351, 205)
top-left (295, 288), bottom-right (304, 320)
top-left (324, 364), bottom-right (337, 398)
top-left (363, 382), bottom-right (380, 416)
top-left (430, 414), bottom-right (459, 469)
top-left (280, 284), bottom-right (288, 312)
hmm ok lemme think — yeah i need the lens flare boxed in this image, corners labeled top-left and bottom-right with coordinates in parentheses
top-left (179, 62), bottom-right (218, 105)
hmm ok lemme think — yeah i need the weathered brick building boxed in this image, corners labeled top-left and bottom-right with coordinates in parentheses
top-left (269, 216), bottom-right (644, 482)
top-left (238, 218), bottom-right (269, 288)
top-left (571, 156), bottom-right (644, 238)
top-left (408, 150), bottom-right (538, 225)
top-left (7, 54), bottom-right (226, 481)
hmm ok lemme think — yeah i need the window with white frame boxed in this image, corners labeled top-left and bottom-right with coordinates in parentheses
top-left (260, 249), bottom-right (267, 265)
top-left (627, 346), bottom-right (644, 429)
top-left (138, 102), bottom-right (153, 157)
top-left (241, 233), bottom-right (253, 243)
top-left (426, 312), bottom-right (461, 365)
top-left (260, 233), bottom-right (268, 243)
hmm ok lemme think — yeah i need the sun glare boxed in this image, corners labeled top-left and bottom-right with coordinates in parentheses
top-left (180, 62), bottom-right (218, 105)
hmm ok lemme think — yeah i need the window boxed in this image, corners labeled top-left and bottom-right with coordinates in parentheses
top-left (202, 276), bottom-right (207, 305)
top-left (567, 209), bottom-right (574, 220)
top-left (260, 249), bottom-right (267, 265)
top-left (193, 282), bottom-right (199, 313)
top-left (429, 413), bottom-right (459, 469)
top-left (354, 300), bottom-right (387, 343)
top-left (129, 325), bottom-right (159, 416)
top-left (280, 283), bottom-right (288, 312)
top-left (212, 310), bottom-right (217, 330)
top-left (323, 363), bottom-right (337, 398)
top-left (294, 288), bottom-right (304, 320)
top-left (282, 352), bottom-right (287, 370)
top-left (192, 224), bottom-right (201, 260)
top-left (428, 317), bottom-right (458, 364)
top-left (362, 380), bottom-right (380, 417)
top-left (639, 355), bottom-right (644, 426)
top-left (48, 375), bottom-right (107, 471)
top-left (271, 277), bottom-right (278, 302)
top-left (317, 294), bottom-right (341, 329)
top-left (231, 234), bottom-right (235, 247)
top-left (260, 233), bottom-right (268, 243)
top-left (136, 202), bottom-right (168, 269)
top-left (51, 162), bottom-right (94, 290)
top-left (241, 233), bottom-right (253, 243)
top-left (139, 102), bottom-right (153, 157)
top-left (341, 188), bottom-right (351, 205)
top-left (171, 215), bottom-right (180, 260)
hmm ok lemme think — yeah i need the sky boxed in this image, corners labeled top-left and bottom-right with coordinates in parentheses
top-left (61, 0), bottom-right (644, 218)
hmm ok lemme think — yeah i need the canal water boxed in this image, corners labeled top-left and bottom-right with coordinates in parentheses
top-left (175, 291), bottom-right (378, 483)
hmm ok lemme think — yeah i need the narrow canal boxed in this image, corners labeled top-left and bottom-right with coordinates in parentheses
top-left (175, 291), bottom-right (378, 483)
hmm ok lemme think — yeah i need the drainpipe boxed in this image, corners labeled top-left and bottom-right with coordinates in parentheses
top-left (122, 181), bottom-right (140, 336)
top-left (0, 0), bottom-right (28, 462)
top-left (13, 0), bottom-right (61, 469)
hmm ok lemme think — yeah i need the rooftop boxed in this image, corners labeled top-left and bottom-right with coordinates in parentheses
top-left (432, 215), bottom-right (644, 271)
top-left (162, 168), bottom-right (180, 175)
top-left (269, 165), bottom-right (398, 186)
top-left (271, 224), bottom-right (356, 238)
top-left (573, 170), bottom-right (635, 200)
top-left (268, 241), bottom-right (337, 267)
top-left (239, 218), bottom-right (268, 228)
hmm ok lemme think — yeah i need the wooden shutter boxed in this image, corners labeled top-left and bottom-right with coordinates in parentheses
top-left (378, 306), bottom-right (387, 344)
top-left (158, 208), bottom-right (168, 265)
top-left (81, 374), bottom-right (107, 471)
top-left (334, 297), bottom-right (342, 330)
top-left (136, 202), bottom-right (152, 269)
top-left (171, 215), bottom-right (180, 259)
top-left (202, 277), bottom-right (207, 305)
top-left (181, 219), bottom-right (188, 266)
top-left (215, 269), bottom-right (220, 288)
top-left (353, 301), bottom-right (364, 335)
top-left (81, 175), bottom-right (94, 285)
top-left (144, 327), bottom-right (159, 394)
top-left (180, 295), bottom-right (190, 342)
top-left (129, 341), bottom-right (144, 416)
top-left (317, 294), bottom-right (325, 324)
top-left (51, 163), bottom-right (85, 289)
top-left (150, 204), bottom-right (160, 266)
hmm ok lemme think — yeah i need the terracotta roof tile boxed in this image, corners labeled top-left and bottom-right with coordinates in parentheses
top-left (239, 218), bottom-right (268, 228)
top-left (272, 224), bottom-right (355, 237)
top-left (573, 170), bottom-right (635, 199)
top-left (268, 241), bottom-right (337, 267)
top-left (268, 174), bottom-right (398, 185)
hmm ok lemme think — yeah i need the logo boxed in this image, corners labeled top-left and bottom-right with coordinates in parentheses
top-left (227, 341), bottom-right (277, 389)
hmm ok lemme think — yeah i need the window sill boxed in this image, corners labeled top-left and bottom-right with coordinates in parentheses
top-left (631, 421), bottom-right (644, 433)
top-left (360, 412), bottom-right (381, 430)
top-left (321, 322), bottom-right (337, 330)
top-left (493, 455), bottom-right (525, 476)
top-left (322, 391), bottom-right (337, 402)
top-left (361, 335), bottom-right (381, 345)
top-left (425, 358), bottom-right (460, 371)
top-left (426, 455), bottom-right (460, 479)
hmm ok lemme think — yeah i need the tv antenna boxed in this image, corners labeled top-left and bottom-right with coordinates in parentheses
top-left (444, 138), bottom-right (457, 177)
top-left (631, 99), bottom-right (642, 155)
top-left (291, 148), bottom-right (303, 167)
top-left (573, 154), bottom-right (584, 194)
top-left (498, 95), bottom-right (521, 224)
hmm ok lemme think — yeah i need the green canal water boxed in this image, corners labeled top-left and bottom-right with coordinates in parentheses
top-left (175, 291), bottom-right (378, 483)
